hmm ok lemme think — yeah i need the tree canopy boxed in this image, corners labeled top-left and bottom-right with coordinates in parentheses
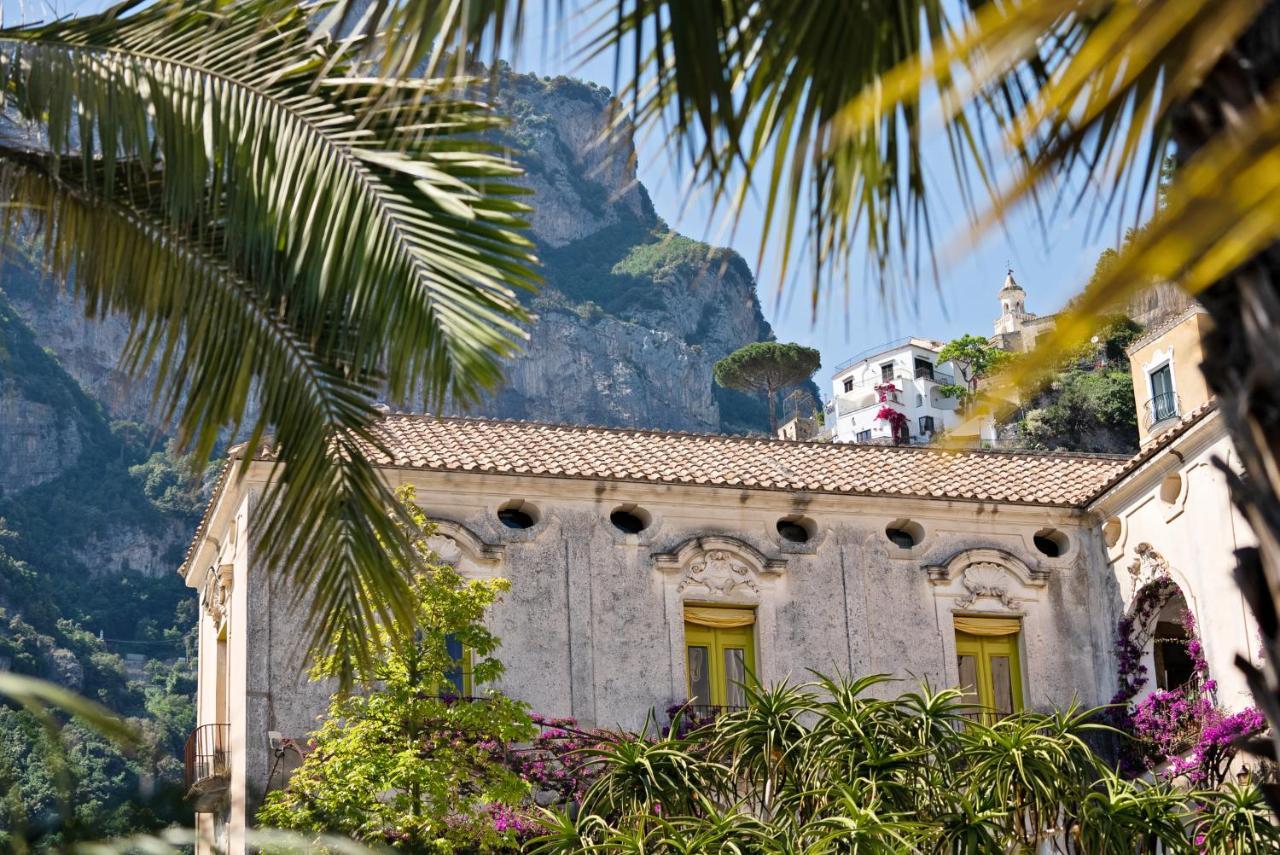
top-left (713, 342), bottom-right (820, 434)
top-left (937, 334), bottom-right (1013, 406)
top-left (258, 486), bottom-right (533, 849)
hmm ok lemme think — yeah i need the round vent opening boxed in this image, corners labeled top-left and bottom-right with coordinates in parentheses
top-left (610, 505), bottom-right (651, 534)
top-left (1034, 528), bottom-right (1069, 557)
top-left (885, 519), bottom-right (924, 550)
top-left (1102, 517), bottom-right (1122, 548)
top-left (497, 501), bottom-right (538, 530)
top-left (777, 516), bottom-right (815, 544)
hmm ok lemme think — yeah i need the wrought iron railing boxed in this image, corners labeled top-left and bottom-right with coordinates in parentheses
top-left (668, 703), bottom-right (746, 724)
top-left (1143, 391), bottom-right (1181, 427)
top-left (184, 723), bottom-right (229, 793)
top-left (914, 366), bottom-right (955, 385)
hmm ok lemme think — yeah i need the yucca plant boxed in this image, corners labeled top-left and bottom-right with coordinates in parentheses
top-left (0, 0), bottom-right (537, 686)
top-left (530, 677), bottom-right (1276, 852)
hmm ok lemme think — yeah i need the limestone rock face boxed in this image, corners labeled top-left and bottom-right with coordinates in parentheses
top-left (5, 69), bottom-right (779, 437)
top-left (0, 379), bottom-right (82, 497)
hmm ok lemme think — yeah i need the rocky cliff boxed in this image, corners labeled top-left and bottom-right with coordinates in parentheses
top-left (4, 69), bottom-right (780, 438)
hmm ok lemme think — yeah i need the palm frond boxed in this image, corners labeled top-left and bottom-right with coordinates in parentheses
top-left (0, 0), bottom-right (538, 680)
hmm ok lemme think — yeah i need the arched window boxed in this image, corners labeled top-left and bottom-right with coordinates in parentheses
top-left (1152, 590), bottom-right (1197, 692)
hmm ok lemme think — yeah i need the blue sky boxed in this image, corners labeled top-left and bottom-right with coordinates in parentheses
top-left (5, 0), bottom-right (1146, 387)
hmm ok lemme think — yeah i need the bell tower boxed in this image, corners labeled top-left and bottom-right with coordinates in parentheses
top-left (994, 268), bottom-right (1026, 336)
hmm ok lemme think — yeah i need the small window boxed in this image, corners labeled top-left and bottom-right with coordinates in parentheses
top-left (885, 519), bottom-right (924, 549)
top-left (776, 516), bottom-right (815, 544)
top-left (916, 393), bottom-right (924, 407)
top-left (1149, 363), bottom-right (1177, 422)
top-left (497, 500), bottom-right (538, 529)
top-left (1160, 473), bottom-right (1182, 504)
top-left (444, 633), bottom-right (472, 697)
top-left (685, 608), bottom-right (755, 710)
top-left (855, 429), bottom-right (872, 443)
top-left (843, 378), bottom-right (854, 393)
top-left (919, 415), bottom-right (935, 435)
top-left (1033, 528), bottom-right (1069, 557)
top-left (914, 358), bottom-right (935, 381)
top-left (880, 362), bottom-right (895, 382)
top-left (610, 505), bottom-right (650, 534)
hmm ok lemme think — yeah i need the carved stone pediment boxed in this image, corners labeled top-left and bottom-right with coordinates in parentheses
top-left (955, 563), bottom-right (1020, 610)
top-left (202, 563), bottom-right (234, 627)
top-left (653, 536), bottom-right (784, 603)
top-left (426, 534), bottom-right (463, 566)
top-left (422, 518), bottom-right (504, 569)
top-left (678, 550), bottom-right (760, 599)
top-left (1127, 542), bottom-right (1171, 594)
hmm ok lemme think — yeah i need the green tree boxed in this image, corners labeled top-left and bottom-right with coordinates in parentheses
top-left (936, 334), bottom-right (1013, 407)
top-left (713, 342), bottom-right (820, 434)
top-left (257, 486), bottom-right (534, 850)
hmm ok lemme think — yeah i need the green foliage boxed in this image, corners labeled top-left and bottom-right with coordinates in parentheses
top-left (612, 233), bottom-right (715, 279)
top-left (1019, 315), bottom-right (1144, 454)
top-left (528, 676), bottom-right (1278, 853)
top-left (1022, 370), bottom-right (1140, 454)
top-left (713, 342), bottom-right (821, 433)
top-left (127, 441), bottom-right (209, 519)
top-left (937, 334), bottom-right (1013, 405)
top-left (257, 486), bottom-right (534, 850)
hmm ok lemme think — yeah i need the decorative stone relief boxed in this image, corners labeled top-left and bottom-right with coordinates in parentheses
top-left (1127, 542), bottom-right (1171, 594)
top-left (955, 563), bottom-right (1020, 610)
top-left (426, 534), bottom-right (463, 566)
top-left (924, 547), bottom-right (1046, 614)
top-left (653, 535), bottom-right (785, 605)
top-left (677, 550), bottom-right (760, 598)
top-left (419, 518), bottom-right (504, 576)
top-left (202, 563), bottom-right (233, 627)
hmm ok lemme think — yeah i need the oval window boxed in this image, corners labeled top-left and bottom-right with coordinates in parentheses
top-left (610, 506), bottom-right (650, 534)
top-left (1033, 528), bottom-right (1069, 557)
top-left (497, 501), bottom-right (537, 530)
top-left (777, 516), bottom-right (815, 543)
top-left (885, 519), bottom-right (924, 549)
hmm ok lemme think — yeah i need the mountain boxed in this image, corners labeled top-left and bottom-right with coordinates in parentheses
top-left (3, 69), bottom-right (784, 440)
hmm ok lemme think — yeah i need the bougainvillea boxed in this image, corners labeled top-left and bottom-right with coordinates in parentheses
top-left (875, 405), bottom-right (909, 443)
top-left (1110, 578), bottom-right (1265, 786)
top-left (514, 714), bottom-right (614, 804)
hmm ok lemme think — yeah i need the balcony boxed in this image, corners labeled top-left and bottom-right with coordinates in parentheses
top-left (914, 366), bottom-right (955, 386)
top-left (184, 723), bottom-right (230, 812)
top-left (1143, 392), bottom-right (1181, 429)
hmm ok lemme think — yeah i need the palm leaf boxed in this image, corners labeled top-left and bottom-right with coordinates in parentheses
top-left (0, 0), bottom-right (537, 680)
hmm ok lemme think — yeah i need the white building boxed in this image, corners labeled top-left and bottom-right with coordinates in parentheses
top-left (825, 337), bottom-right (961, 444)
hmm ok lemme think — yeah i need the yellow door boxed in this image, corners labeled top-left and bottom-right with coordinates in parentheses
top-left (955, 629), bottom-right (1023, 721)
top-left (684, 611), bottom-right (756, 708)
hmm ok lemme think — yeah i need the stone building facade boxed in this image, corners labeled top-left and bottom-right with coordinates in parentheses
top-left (181, 308), bottom-right (1257, 854)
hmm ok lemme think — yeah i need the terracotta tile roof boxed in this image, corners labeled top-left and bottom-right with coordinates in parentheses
top-left (359, 414), bottom-right (1128, 505)
top-left (179, 415), bottom-right (1133, 575)
top-left (1084, 399), bottom-right (1219, 504)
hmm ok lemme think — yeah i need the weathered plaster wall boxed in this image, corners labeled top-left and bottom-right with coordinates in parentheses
top-left (189, 464), bottom-right (1125, 851)
top-left (1091, 415), bottom-right (1259, 710)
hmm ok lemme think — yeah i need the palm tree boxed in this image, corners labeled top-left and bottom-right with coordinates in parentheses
top-left (0, 0), bottom-right (537, 684)
top-left (336, 0), bottom-right (1280, 798)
